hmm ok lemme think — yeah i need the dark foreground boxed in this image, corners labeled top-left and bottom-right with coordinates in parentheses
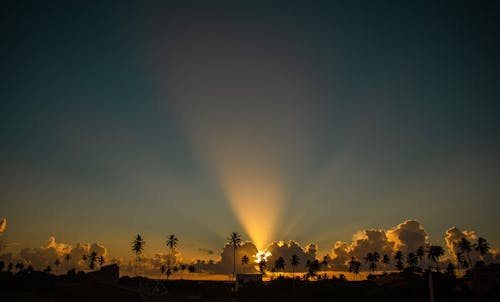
top-left (1, 271), bottom-right (498, 302)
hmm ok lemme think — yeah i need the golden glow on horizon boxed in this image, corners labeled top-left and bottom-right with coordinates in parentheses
top-left (217, 164), bottom-right (284, 250)
top-left (255, 250), bottom-right (272, 263)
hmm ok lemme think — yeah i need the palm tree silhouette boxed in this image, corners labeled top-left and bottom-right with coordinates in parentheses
top-left (241, 254), bottom-right (249, 273)
top-left (394, 251), bottom-right (404, 271)
top-left (473, 237), bottom-right (490, 262)
top-left (132, 234), bottom-right (145, 276)
top-left (458, 238), bottom-right (473, 269)
top-left (290, 254), bottom-right (299, 278)
top-left (274, 256), bottom-right (285, 276)
top-left (258, 258), bottom-right (266, 276)
top-left (98, 256), bottom-right (105, 268)
top-left (64, 254), bottom-right (71, 270)
top-left (407, 252), bottom-right (418, 271)
top-left (427, 245), bottom-right (444, 271)
top-left (15, 262), bottom-right (24, 273)
top-left (321, 255), bottom-right (329, 273)
top-left (416, 246), bottom-right (425, 269)
top-left (166, 234), bottom-right (178, 280)
top-left (54, 259), bottom-right (60, 274)
top-left (381, 254), bottom-right (390, 272)
top-left (227, 232), bottom-right (241, 281)
top-left (88, 251), bottom-right (98, 270)
top-left (348, 257), bottom-right (361, 280)
top-left (364, 252), bottom-right (380, 273)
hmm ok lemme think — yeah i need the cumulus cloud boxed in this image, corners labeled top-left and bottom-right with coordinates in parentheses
top-left (443, 227), bottom-right (500, 265)
top-left (209, 241), bottom-right (259, 274)
top-left (330, 220), bottom-right (430, 271)
top-left (265, 241), bottom-right (317, 272)
top-left (387, 220), bottom-right (428, 254)
top-left (18, 236), bottom-right (107, 272)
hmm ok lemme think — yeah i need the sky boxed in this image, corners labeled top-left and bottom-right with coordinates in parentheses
top-left (1, 0), bottom-right (499, 269)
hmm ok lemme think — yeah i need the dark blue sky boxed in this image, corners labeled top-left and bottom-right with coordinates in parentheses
top-left (1, 1), bottom-right (499, 259)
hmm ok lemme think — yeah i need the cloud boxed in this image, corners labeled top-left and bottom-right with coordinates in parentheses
top-left (264, 240), bottom-right (317, 272)
top-left (0, 218), bottom-right (6, 234)
top-left (387, 220), bottom-right (428, 254)
top-left (330, 220), bottom-right (430, 271)
top-left (18, 236), bottom-right (107, 272)
top-left (444, 227), bottom-right (477, 262)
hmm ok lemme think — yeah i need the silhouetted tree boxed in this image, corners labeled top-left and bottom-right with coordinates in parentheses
top-left (188, 265), bottom-right (195, 273)
top-left (241, 255), bottom-right (249, 268)
top-left (54, 259), bottom-right (60, 274)
top-left (64, 253), bottom-right (71, 270)
top-left (15, 262), bottom-right (24, 273)
top-left (348, 257), bottom-right (361, 280)
top-left (98, 256), bottom-right (105, 268)
top-left (166, 234), bottom-right (178, 279)
top-left (427, 245), bottom-right (444, 271)
top-left (291, 254), bottom-right (299, 278)
top-left (458, 238), bottom-right (473, 269)
top-left (43, 265), bottom-right (51, 274)
top-left (132, 234), bottom-right (145, 276)
top-left (446, 263), bottom-right (456, 278)
top-left (321, 255), bottom-right (329, 272)
top-left (88, 251), bottom-right (98, 270)
top-left (381, 254), bottom-right (390, 272)
top-left (306, 259), bottom-right (320, 280)
top-left (394, 251), bottom-right (404, 271)
top-left (160, 264), bottom-right (166, 277)
top-left (258, 259), bottom-right (266, 276)
top-left (473, 237), bottom-right (490, 261)
top-left (0, 261), bottom-right (5, 271)
top-left (407, 252), bottom-right (418, 271)
top-left (364, 252), bottom-right (380, 273)
top-left (274, 256), bottom-right (285, 275)
top-left (227, 232), bottom-right (241, 281)
top-left (416, 246), bottom-right (425, 269)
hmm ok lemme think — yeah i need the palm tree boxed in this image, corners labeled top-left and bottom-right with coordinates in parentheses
top-left (427, 245), bottom-right (444, 271)
top-left (64, 253), bottom-right (71, 270)
top-left (241, 255), bottom-right (249, 272)
top-left (364, 252), bottom-right (380, 273)
top-left (54, 259), bottom-right (60, 274)
top-left (166, 234), bottom-right (178, 279)
top-left (291, 254), bottom-right (299, 278)
top-left (160, 264), bottom-right (166, 277)
top-left (15, 262), bottom-right (24, 273)
top-left (458, 238), bottom-right (473, 268)
top-left (258, 258), bottom-right (266, 276)
top-left (306, 259), bottom-right (320, 280)
top-left (348, 257), bottom-right (361, 280)
top-left (98, 256), bottom-right (105, 268)
top-left (407, 252), bottom-right (418, 271)
top-left (274, 256), bottom-right (285, 276)
top-left (394, 251), bottom-right (404, 271)
top-left (321, 255), bottom-right (329, 272)
top-left (416, 246), bottom-right (425, 269)
top-left (382, 254), bottom-right (390, 272)
top-left (132, 234), bottom-right (145, 276)
top-left (88, 251), bottom-right (98, 270)
top-left (227, 232), bottom-right (241, 281)
top-left (473, 237), bottom-right (490, 261)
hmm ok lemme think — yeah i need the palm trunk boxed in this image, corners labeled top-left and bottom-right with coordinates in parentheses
top-left (232, 245), bottom-right (236, 281)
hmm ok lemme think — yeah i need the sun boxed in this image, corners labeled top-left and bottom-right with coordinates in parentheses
top-left (255, 250), bottom-right (272, 263)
